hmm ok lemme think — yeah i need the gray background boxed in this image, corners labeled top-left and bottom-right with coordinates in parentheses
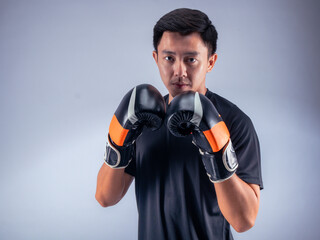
top-left (1, 0), bottom-right (319, 239)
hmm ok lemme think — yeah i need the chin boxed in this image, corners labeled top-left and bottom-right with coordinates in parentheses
top-left (171, 86), bottom-right (193, 97)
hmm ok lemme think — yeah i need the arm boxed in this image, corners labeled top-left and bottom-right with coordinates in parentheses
top-left (96, 84), bottom-right (165, 207)
top-left (95, 163), bottom-right (134, 207)
top-left (214, 174), bottom-right (260, 232)
top-left (166, 91), bottom-right (261, 232)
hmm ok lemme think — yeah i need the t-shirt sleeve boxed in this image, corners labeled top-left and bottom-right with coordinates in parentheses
top-left (228, 106), bottom-right (264, 189)
top-left (125, 155), bottom-right (136, 177)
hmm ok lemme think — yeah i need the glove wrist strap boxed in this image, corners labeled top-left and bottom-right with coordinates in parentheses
top-left (104, 135), bottom-right (134, 169)
top-left (200, 140), bottom-right (238, 183)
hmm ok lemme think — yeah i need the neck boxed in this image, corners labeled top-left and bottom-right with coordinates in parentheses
top-left (168, 88), bottom-right (208, 104)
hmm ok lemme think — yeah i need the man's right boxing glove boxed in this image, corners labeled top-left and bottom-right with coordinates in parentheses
top-left (166, 91), bottom-right (238, 183)
top-left (105, 84), bottom-right (166, 168)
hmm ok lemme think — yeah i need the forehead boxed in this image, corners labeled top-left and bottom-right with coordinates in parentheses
top-left (158, 31), bottom-right (208, 54)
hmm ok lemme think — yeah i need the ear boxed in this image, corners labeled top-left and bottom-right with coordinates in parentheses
top-left (152, 51), bottom-right (158, 65)
top-left (207, 53), bottom-right (218, 73)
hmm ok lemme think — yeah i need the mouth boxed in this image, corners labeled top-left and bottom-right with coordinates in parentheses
top-left (172, 82), bottom-right (191, 89)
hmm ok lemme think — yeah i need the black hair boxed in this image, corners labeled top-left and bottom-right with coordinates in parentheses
top-left (153, 8), bottom-right (218, 56)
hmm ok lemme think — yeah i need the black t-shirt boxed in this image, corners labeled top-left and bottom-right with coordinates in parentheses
top-left (125, 89), bottom-right (263, 240)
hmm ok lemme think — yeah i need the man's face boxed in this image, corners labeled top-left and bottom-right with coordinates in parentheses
top-left (153, 31), bottom-right (217, 102)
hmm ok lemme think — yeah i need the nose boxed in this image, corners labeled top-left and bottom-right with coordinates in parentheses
top-left (173, 60), bottom-right (187, 79)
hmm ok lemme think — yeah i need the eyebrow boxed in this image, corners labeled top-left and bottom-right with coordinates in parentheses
top-left (162, 50), bottom-right (200, 56)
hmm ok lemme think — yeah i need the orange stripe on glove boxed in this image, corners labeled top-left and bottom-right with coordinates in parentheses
top-left (109, 114), bottom-right (129, 147)
top-left (203, 121), bottom-right (230, 152)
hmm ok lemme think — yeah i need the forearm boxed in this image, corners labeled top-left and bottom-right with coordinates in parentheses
top-left (95, 163), bottom-right (132, 207)
top-left (214, 174), bottom-right (260, 233)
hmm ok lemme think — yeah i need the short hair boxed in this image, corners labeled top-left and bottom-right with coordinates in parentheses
top-left (153, 8), bottom-right (218, 56)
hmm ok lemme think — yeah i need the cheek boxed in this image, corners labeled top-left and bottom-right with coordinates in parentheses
top-left (188, 65), bottom-right (207, 87)
top-left (198, 63), bottom-right (208, 73)
top-left (159, 65), bottom-right (172, 79)
top-left (190, 64), bottom-right (206, 78)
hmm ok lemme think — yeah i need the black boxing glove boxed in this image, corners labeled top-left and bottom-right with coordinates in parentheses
top-left (105, 84), bottom-right (166, 168)
top-left (167, 91), bottom-right (238, 183)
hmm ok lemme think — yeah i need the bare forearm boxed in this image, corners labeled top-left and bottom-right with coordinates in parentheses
top-left (214, 174), bottom-right (260, 233)
top-left (95, 163), bottom-right (132, 207)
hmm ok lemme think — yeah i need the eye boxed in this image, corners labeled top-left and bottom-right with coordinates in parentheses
top-left (165, 56), bottom-right (174, 62)
top-left (186, 57), bottom-right (196, 63)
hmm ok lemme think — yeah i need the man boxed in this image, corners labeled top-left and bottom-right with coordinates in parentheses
top-left (96, 8), bottom-right (263, 240)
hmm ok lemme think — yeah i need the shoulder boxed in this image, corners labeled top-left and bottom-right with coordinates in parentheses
top-left (205, 89), bottom-right (251, 126)
top-left (205, 89), bottom-right (257, 144)
top-left (205, 89), bottom-right (235, 111)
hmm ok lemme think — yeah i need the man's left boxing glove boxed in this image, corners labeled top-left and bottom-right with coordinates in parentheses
top-left (105, 84), bottom-right (166, 168)
top-left (166, 91), bottom-right (238, 183)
